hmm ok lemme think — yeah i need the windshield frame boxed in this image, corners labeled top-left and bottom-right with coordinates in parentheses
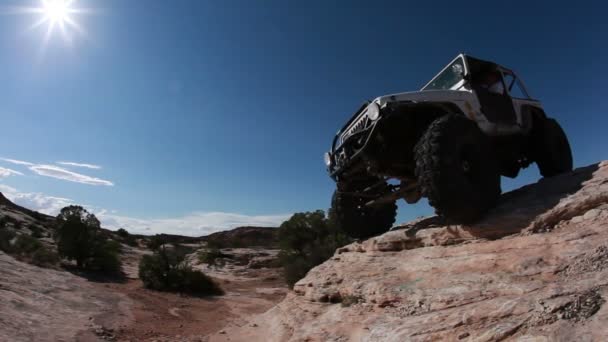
top-left (421, 55), bottom-right (468, 91)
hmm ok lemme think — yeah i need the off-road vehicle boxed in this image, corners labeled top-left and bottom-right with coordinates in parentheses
top-left (324, 54), bottom-right (572, 239)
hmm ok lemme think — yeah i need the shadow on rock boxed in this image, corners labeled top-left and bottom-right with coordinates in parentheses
top-left (353, 163), bottom-right (602, 253)
top-left (62, 264), bottom-right (128, 284)
top-left (464, 163), bottom-right (600, 238)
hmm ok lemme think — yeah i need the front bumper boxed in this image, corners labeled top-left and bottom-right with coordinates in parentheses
top-left (327, 104), bottom-right (382, 179)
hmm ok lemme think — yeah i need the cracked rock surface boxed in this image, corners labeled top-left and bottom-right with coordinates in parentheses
top-left (212, 162), bottom-right (608, 341)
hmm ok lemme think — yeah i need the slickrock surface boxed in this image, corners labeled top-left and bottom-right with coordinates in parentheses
top-left (0, 251), bottom-right (132, 342)
top-left (212, 162), bottom-right (608, 341)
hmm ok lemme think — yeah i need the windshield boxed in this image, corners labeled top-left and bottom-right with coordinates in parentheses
top-left (423, 57), bottom-right (465, 90)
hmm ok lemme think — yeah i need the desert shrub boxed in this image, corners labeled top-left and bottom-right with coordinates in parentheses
top-left (139, 244), bottom-right (223, 296)
top-left (197, 247), bottom-right (230, 268)
top-left (29, 224), bottom-right (44, 238)
top-left (278, 210), bottom-right (351, 287)
top-left (0, 227), bottom-right (16, 253)
top-left (54, 205), bottom-right (122, 274)
top-left (116, 228), bottom-right (129, 238)
top-left (87, 240), bottom-right (122, 274)
top-left (3, 234), bottom-right (60, 267)
top-left (31, 247), bottom-right (61, 267)
top-left (177, 268), bottom-right (223, 295)
top-left (13, 234), bottom-right (43, 255)
top-left (115, 228), bottom-right (138, 246)
top-left (147, 234), bottom-right (166, 251)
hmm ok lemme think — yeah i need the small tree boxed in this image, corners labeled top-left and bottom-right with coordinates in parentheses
top-left (116, 228), bottom-right (129, 238)
top-left (55, 206), bottom-right (101, 268)
top-left (115, 228), bottom-right (137, 246)
top-left (278, 210), bottom-right (351, 287)
top-left (54, 205), bottom-right (122, 274)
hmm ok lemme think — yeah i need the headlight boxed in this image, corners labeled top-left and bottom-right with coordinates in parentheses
top-left (367, 102), bottom-right (380, 121)
top-left (323, 152), bottom-right (332, 167)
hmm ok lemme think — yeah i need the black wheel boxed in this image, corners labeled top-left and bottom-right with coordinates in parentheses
top-left (414, 114), bottom-right (501, 222)
top-left (330, 179), bottom-right (397, 240)
top-left (533, 118), bottom-right (573, 177)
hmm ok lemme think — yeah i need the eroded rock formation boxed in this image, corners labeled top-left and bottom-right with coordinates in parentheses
top-left (213, 162), bottom-right (608, 341)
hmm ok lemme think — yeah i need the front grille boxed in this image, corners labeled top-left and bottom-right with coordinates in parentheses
top-left (338, 111), bottom-right (370, 146)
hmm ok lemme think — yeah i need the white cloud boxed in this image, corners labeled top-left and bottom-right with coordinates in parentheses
top-left (0, 184), bottom-right (73, 215)
top-left (29, 164), bottom-right (114, 186)
top-left (1, 158), bottom-right (34, 166)
top-left (57, 161), bottom-right (102, 170)
top-left (0, 185), bottom-right (290, 236)
top-left (0, 167), bottom-right (23, 178)
top-left (97, 211), bottom-right (290, 236)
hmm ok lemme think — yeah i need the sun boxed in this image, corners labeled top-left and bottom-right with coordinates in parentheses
top-left (43, 0), bottom-right (71, 23)
top-left (32, 0), bottom-right (85, 44)
top-left (4, 0), bottom-right (91, 52)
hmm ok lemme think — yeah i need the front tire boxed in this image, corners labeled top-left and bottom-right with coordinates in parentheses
top-left (533, 118), bottom-right (573, 177)
top-left (415, 114), bottom-right (501, 222)
top-left (330, 180), bottom-right (397, 240)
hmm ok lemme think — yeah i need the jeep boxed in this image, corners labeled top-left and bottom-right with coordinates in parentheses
top-left (324, 54), bottom-right (572, 239)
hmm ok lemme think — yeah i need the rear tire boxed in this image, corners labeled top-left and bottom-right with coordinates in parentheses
top-left (330, 180), bottom-right (397, 240)
top-left (415, 114), bottom-right (501, 222)
top-left (533, 118), bottom-right (573, 177)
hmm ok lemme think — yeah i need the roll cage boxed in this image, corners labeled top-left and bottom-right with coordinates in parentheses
top-left (422, 54), bottom-right (534, 100)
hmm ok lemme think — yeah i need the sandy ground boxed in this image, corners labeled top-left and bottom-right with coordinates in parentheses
top-left (106, 275), bottom-right (286, 342)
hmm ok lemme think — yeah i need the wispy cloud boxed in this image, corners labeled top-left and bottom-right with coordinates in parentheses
top-left (57, 161), bottom-right (102, 170)
top-left (1, 157), bottom-right (113, 186)
top-left (29, 164), bottom-right (114, 186)
top-left (0, 185), bottom-right (289, 236)
top-left (0, 167), bottom-right (23, 178)
top-left (1, 158), bottom-right (34, 166)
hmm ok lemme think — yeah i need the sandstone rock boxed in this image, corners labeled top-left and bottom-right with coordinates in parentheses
top-left (212, 162), bottom-right (608, 341)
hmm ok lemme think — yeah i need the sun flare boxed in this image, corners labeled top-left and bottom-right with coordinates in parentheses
top-left (43, 0), bottom-right (71, 23)
top-left (5, 0), bottom-right (91, 52)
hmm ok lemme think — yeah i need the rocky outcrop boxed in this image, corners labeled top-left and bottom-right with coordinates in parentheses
top-left (212, 162), bottom-right (608, 341)
top-left (202, 226), bottom-right (279, 248)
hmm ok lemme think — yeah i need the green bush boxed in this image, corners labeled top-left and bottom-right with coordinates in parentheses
top-left (147, 234), bottom-right (166, 251)
top-left (0, 227), bottom-right (16, 253)
top-left (116, 228), bottom-right (129, 238)
top-left (197, 247), bottom-right (230, 268)
top-left (177, 268), bottom-right (223, 295)
top-left (87, 240), bottom-right (122, 274)
top-left (13, 234), bottom-right (43, 255)
top-left (31, 247), bottom-right (61, 267)
top-left (1, 233), bottom-right (60, 268)
top-left (115, 228), bottom-right (138, 246)
top-left (139, 244), bottom-right (223, 296)
top-left (278, 210), bottom-right (351, 287)
top-left (29, 224), bottom-right (44, 238)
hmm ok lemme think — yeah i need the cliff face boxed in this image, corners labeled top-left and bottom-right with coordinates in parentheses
top-left (213, 162), bottom-right (608, 342)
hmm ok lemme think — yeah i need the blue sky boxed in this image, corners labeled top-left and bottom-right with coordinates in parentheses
top-left (0, 0), bottom-right (606, 236)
